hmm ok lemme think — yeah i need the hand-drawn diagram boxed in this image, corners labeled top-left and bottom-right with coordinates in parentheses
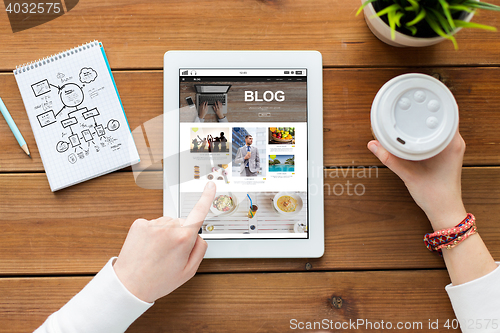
top-left (68, 153), bottom-right (77, 164)
top-left (79, 67), bottom-right (97, 83)
top-left (29, 67), bottom-right (122, 164)
top-left (31, 79), bottom-right (51, 97)
top-left (56, 141), bottom-right (69, 153)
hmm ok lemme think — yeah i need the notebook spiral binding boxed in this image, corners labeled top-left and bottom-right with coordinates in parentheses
top-left (14, 40), bottom-right (100, 75)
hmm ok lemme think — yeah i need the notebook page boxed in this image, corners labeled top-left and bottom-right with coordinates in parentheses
top-left (14, 41), bottom-right (140, 191)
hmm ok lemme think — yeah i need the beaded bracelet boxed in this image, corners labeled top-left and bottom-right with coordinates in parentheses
top-left (433, 226), bottom-right (477, 252)
top-left (423, 213), bottom-right (476, 253)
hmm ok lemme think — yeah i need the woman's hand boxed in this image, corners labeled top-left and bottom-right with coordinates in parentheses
top-left (113, 182), bottom-right (216, 303)
top-left (368, 131), bottom-right (498, 285)
top-left (368, 131), bottom-right (467, 231)
top-left (198, 101), bottom-right (209, 120)
top-left (213, 101), bottom-right (224, 119)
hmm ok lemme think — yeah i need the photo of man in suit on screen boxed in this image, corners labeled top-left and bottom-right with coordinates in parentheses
top-left (234, 134), bottom-right (261, 177)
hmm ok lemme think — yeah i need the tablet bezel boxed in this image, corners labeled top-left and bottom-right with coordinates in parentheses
top-left (164, 51), bottom-right (324, 258)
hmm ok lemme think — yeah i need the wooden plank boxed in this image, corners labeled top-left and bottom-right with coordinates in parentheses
top-left (0, 168), bottom-right (499, 275)
top-left (324, 67), bottom-right (500, 167)
top-left (1, 270), bottom-right (460, 332)
top-left (3, 67), bottom-right (500, 172)
top-left (0, 172), bottom-right (161, 275)
top-left (1, 0), bottom-right (500, 70)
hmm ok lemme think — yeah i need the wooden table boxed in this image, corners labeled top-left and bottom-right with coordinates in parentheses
top-left (1, 1), bottom-right (500, 331)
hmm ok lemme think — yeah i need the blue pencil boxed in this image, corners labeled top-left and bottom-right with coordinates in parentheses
top-left (0, 97), bottom-right (30, 157)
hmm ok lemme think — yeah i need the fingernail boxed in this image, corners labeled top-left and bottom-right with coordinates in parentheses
top-left (205, 181), bottom-right (215, 190)
top-left (367, 142), bottom-right (378, 154)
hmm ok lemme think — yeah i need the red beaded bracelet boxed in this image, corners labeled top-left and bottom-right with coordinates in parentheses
top-left (433, 226), bottom-right (477, 252)
top-left (423, 213), bottom-right (476, 253)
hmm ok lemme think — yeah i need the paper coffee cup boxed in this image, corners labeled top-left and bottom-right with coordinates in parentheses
top-left (371, 73), bottom-right (458, 161)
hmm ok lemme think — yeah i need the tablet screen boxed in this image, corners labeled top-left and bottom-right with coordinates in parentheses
top-left (178, 69), bottom-right (308, 239)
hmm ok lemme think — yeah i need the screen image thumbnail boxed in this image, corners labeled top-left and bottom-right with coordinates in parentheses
top-left (232, 127), bottom-right (266, 177)
top-left (190, 127), bottom-right (230, 153)
top-left (268, 126), bottom-right (295, 145)
top-left (269, 155), bottom-right (294, 173)
top-left (179, 191), bottom-right (308, 238)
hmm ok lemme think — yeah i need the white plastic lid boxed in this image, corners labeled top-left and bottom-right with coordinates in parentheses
top-left (371, 73), bottom-right (459, 161)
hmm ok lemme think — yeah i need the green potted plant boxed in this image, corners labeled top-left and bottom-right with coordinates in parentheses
top-left (357, 0), bottom-right (500, 49)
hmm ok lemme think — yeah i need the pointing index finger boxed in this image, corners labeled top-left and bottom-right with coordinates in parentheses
top-left (183, 182), bottom-right (216, 227)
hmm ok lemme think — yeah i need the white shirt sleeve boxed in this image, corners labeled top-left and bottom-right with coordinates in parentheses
top-left (34, 257), bottom-right (154, 333)
top-left (445, 262), bottom-right (500, 333)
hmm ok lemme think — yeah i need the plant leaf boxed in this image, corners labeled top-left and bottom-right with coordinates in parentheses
top-left (426, 15), bottom-right (458, 50)
top-left (370, 4), bottom-right (402, 19)
top-left (388, 10), bottom-right (395, 40)
top-left (405, 24), bottom-right (418, 35)
top-left (429, 8), bottom-right (453, 35)
top-left (394, 11), bottom-right (404, 27)
top-left (438, 0), bottom-right (456, 30)
top-left (448, 5), bottom-right (473, 13)
top-left (463, 1), bottom-right (500, 12)
top-left (356, 0), bottom-right (378, 17)
top-left (406, 0), bottom-right (419, 11)
top-left (454, 19), bottom-right (498, 31)
top-left (406, 8), bottom-right (426, 26)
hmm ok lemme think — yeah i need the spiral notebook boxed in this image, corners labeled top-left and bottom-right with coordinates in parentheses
top-left (14, 41), bottom-right (140, 191)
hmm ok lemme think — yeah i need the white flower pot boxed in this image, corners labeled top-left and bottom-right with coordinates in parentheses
top-left (361, 0), bottom-right (476, 47)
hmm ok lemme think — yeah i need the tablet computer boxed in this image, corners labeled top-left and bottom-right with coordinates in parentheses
top-left (164, 51), bottom-right (324, 258)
